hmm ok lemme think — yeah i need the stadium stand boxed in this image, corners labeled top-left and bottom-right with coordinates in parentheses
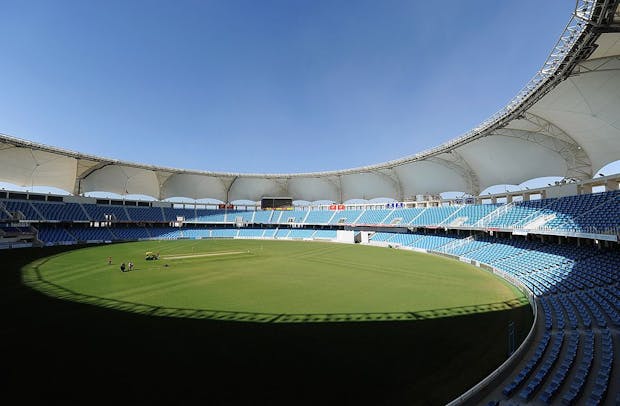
top-left (82, 204), bottom-right (130, 222)
top-left (278, 212), bottom-right (300, 224)
top-left (194, 210), bottom-right (226, 223)
top-left (110, 227), bottom-right (151, 240)
top-left (68, 227), bottom-right (115, 241)
top-left (289, 229), bottom-right (315, 239)
top-left (9, 191), bottom-right (614, 234)
top-left (226, 210), bottom-right (255, 223)
top-left (263, 229), bottom-right (278, 238)
top-left (382, 207), bottom-right (426, 226)
top-left (31, 202), bottom-right (90, 222)
top-left (2, 199), bottom-right (44, 221)
top-left (270, 211), bottom-right (282, 224)
top-left (237, 228), bottom-right (265, 238)
top-left (148, 227), bottom-right (182, 239)
top-left (252, 210), bottom-right (272, 224)
top-left (451, 204), bottom-right (499, 226)
top-left (36, 226), bottom-right (77, 244)
top-left (329, 210), bottom-right (362, 225)
top-left (312, 230), bottom-right (337, 239)
top-left (303, 210), bottom-right (334, 224)
top-left (274, 228), bottom-right (290, 238)
top-left (369, 232), bottom-right (397, 242)
top-left (386, 232), bottom-right (424, 247)
top-left (410, 206), bottom-right (459, 226)
top-left (162, 207), bottom-right (197, 222)
top-left (124, 206), bottom-right (165, 222)
top-left (211, 229), bottom-right (238, 238)
top-left (485, 199), bottom-right (551, 228)
top-left (2, 188), bottom-right (618, 404)
top-left (354, 209), bottom-right (392, 225)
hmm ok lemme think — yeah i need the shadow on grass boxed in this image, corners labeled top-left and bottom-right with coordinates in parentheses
top-left (3, 246), bottom-right (534, 406)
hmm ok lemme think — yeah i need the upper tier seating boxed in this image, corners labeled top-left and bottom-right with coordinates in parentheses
top-left (162, 207), bottom-right (198, 222)
top-left (410, 206), bottom-right (459, 226)
top-left (278, 211), bottom-right (302, 224)
top-left (354, 209), bottom-right (391, 225)
top-left (32, 202), bottom-right (89, 221)
top-left (226, 210), bottom-right (255, 223)
top-left (486, 200), bottom-right (548, 228)
top-left (270, 211), bottom-right (282, 224)
top-left (565, 197), bottom-right (620, 233)
top-left (3, 190), bottom-right (618, 235)
top-left (2, 200), bottom-right (43, 220)
top-left (252, 211), bottom-right (272, 224)
top-left (82, 205), bottom-right (130, 222)
top-left (452, 204), bottom-right (499, 226)
top-left (329, 210), bottom-right (362, 225)
top-left (382, 208), bottom-right (426, 225)
top-left (304, 210), bottom-right (335, 224)
top-left (124, 206), bottom-right (165, 222)
top-left (194, 210), bottom-right (226, 222)
top-left (543, 191), bottom-right (614, 230)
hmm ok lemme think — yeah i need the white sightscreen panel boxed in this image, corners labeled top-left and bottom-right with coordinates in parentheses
top-left (456, 135), bottom-right (568, 190)
top-left (287, 176), bottom-right (340, 202)
top-left (228, 177), bottom-right (285, 202)
top-left (529, 64), bottom-right (620, 172)
top-left (81, 165), bottom-right (160, 198)
top-left (340, 172), bottom-right (398, 201)
top-left (394, 160), bottom-right (471, 197)
top-left (161, 173), bottom-right (229, 201)
top-left (0, 146), bottom-right (77, 192)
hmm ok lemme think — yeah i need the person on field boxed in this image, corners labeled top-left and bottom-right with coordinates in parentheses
top-left (128, 261), bottom-right (134, 271)
top-left (107, 256), bottom-right (112, 265)
top-left (120, 262), bottom-right (126, 272)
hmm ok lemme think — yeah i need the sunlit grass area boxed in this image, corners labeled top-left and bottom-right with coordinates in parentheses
top-left (23, 240), bottom-right (526, 322)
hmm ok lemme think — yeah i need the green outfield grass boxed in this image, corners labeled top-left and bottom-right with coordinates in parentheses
top-left (5, 244), bottom-right (534, 405)
top-left (23, 239), bottom-right (526, 321)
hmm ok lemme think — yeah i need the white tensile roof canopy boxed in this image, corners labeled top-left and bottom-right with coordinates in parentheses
top-left (1, 1), bottom-right (619, 204)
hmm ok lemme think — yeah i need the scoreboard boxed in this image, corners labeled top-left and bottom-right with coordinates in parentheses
top-left (261, 197), bottom-right (293, 210)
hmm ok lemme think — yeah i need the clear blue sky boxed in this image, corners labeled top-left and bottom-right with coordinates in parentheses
top-left (0, 0), bottom-right (617, 196)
